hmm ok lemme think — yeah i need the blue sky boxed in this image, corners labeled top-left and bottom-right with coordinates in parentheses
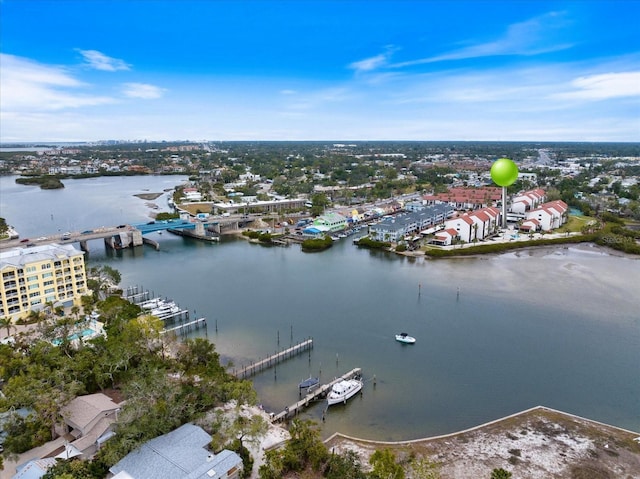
top-left (1, 0), bottom-right (639, 142)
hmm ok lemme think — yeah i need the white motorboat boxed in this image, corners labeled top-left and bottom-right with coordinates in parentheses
top-left (395, 333), bottom-right (416, 344)
top-left (140, 298), bottom-right (166, 310)
top-left (150, 301), bottom-right (180, 317)
top-left (327, 378), bottom-right (363, 406)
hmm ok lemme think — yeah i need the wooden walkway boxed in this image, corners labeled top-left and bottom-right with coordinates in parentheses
top-left (271, 367), bottom-right (362, 423)
top-left (161, 317), bottom-right (207, 336)
top-left (233, 338), bottom-right (313, 379)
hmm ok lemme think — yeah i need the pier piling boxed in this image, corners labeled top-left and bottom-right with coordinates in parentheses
top-left (233, 338), bottom-right (314, 379)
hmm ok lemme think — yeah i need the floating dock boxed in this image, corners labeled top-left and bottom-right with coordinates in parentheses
top-left (270, 367), bottom-right (362, 423)
top-left (233, 338), bottom-right (313, 379)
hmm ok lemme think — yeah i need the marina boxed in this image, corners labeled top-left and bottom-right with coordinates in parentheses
top-left (123, 285), bottom-right (208, 337)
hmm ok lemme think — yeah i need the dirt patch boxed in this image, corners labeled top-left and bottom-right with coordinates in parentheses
top-left (325, 407), bottom-right (640, 479)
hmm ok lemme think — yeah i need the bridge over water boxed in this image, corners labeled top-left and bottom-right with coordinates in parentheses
top-left (0, 216), bottom-right (254, 252)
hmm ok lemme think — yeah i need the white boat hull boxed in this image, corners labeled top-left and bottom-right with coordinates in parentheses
top-left (327, 378), bottom-right (363, 406)
top-left (395, 334), bottom-right (416, 344)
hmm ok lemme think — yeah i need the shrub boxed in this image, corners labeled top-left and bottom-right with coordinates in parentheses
top-left (301, 235), bottom-right (333, 252)
top-left (356, 236), bottom-right (391, 250)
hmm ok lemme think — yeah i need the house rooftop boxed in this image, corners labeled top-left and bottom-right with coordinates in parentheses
top-left (109, 423), bottom-right (241, 479)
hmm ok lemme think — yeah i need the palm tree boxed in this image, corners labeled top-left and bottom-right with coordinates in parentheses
top-left (26, 309), bottom-right (45, 325)
top-left (0, 316), bottom-right (15, 337)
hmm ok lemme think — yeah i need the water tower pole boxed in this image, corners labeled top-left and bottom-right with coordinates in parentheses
top-left (502, 186), bottom-right (507, 228)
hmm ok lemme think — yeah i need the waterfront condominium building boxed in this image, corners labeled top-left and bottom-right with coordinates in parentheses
top-left (0, 243), bottom-right (88, 322)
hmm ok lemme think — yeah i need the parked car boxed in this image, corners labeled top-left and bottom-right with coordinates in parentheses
top-left (19, 238), bottom-right (29, 243)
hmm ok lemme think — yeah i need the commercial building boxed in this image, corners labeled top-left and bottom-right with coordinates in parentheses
top-left (368, 204), bottom-right (454, 243)
top-left (0, 244), bottom-right (88, 322)
top-left (312, 212), bottom-right (348, 233)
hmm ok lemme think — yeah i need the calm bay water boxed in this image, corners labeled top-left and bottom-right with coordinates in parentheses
top-left (2, 175), bottom-right (639, 440)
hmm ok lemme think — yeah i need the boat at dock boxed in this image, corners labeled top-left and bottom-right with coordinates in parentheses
top-left (327, 377), bottom-right (363, 406)
top-left (298, 377), bottom-right (319, 391)
top-left (150, 301), bottom-right (181, 317)
top-left (395, 332), bottom-right (416, 344)
top-left (140, 298), bottom-right (168, 309)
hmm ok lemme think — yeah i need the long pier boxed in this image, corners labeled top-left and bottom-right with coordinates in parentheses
top-left (161, 317), bottom-right (207, 336)
top-left (271, 367), bottom-right (362, 423)
top-left (233, 338), bottom-right (313, 379)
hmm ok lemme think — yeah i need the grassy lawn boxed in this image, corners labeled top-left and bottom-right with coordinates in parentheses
top-left (177, 202), bottom-right (213, 215)
top-left (557, 214), bottom-right (597, 233)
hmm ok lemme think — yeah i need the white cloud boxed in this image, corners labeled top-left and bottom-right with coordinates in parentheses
top-left (77, 49), bottom-right (130, 71)
top-left (350, 53), bottom-right (389, 73)
top-left (554, 72), bottom-right (640, 100)
top-left (0, 53), bottom-right (115, 111)
top-left (122, 82), bottom-right (166, 99)
top-left (393, 11), bottom-right (573, 67)
top-left (349, 45), bottom-right (398, 73)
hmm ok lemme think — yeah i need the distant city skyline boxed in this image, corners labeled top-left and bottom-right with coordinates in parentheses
top-left (1, 0), bottom-right (639, 143)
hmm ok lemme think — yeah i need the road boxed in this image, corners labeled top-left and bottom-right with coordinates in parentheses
top-left (0, 226), bottom-right (130, 251)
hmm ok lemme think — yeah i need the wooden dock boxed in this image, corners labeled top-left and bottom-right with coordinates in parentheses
top-left (161, 317), bottom-right (207, 336)
top-left (270, 367), bottom-right (362, 423)
top-left (233, 338), bottom-right (313, 379)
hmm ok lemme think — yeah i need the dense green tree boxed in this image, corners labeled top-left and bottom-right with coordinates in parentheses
top-left (258, 447), bottom-right (285, 479)
top-left (369, 448), bottom-right (405, 479)
top-left (0, 412), bottom-right (50, 454)
top-left (41, 457), bottom-right (108, 479)
top-left (283, 419), bottom-right (329, 472)
top-left (258, 419), bottom-right (328, 476)
top-left (323, 449), bottom-right (367, 479)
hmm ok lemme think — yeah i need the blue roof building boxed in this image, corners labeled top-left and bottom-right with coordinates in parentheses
top-left (12, 458), bottom-right (57, 479)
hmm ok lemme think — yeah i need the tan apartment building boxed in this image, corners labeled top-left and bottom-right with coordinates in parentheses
top-left (0, 243), bottom-right (88, 322)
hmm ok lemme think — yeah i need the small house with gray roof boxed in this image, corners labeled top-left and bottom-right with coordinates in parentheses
top-left (109, 423), bottom-right (242, 479)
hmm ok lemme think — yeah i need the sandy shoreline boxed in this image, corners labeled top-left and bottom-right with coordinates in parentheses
top-left (325, 406), bottom-right (640, 479)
